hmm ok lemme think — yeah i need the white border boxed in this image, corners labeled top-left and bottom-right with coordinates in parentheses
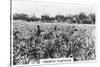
top-left (7, 2), bottom-right (98, 67)
top-left (11, 0), bottom-right (97, 67)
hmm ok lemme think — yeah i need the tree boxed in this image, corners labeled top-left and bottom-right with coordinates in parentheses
top-left (41, 14), bottom-right (51, 22)
top-left (30, 14), bottom-right (39, 22)
top-left (13, 13), bottom-right (30, 21)
top-left (74, 13), bottom-right (87, 24)
top-left (55, 15), bottom-right (65, 22)
top-left (78, 13), bottom-right (87, 20)
top-left (88, 13), bottom-right (95, 24)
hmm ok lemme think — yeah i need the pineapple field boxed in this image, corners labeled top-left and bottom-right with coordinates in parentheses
top-left (13, 21), bottom-right (96, 65)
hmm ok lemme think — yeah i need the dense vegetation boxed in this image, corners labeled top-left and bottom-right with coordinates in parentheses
top-left (13, 21), bottom-right (96, 65)
top-left (13, 13), bottom-right (95, 24)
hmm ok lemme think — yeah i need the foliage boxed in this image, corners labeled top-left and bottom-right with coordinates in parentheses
top-left (13, 22), bottom-right (96, 65)
top-left (13, 13), bottom-right (96, 24)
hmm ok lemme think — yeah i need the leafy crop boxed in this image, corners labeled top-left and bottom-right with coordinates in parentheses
top-left (13, 21), bottom-right (96, 65)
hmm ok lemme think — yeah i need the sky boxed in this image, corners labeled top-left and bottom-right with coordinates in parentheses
top-left (12, 0), bottom-right (96, 17)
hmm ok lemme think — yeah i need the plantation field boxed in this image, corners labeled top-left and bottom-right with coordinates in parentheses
top-left (13, 21), bottom-right (96, 65)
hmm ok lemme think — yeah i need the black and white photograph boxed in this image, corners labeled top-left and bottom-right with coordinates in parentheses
top-left (11, 0), bottom-right (96, 66)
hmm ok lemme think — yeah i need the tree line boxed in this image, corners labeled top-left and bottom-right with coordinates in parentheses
top-left (13, 12), bottom-right (95, 24)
